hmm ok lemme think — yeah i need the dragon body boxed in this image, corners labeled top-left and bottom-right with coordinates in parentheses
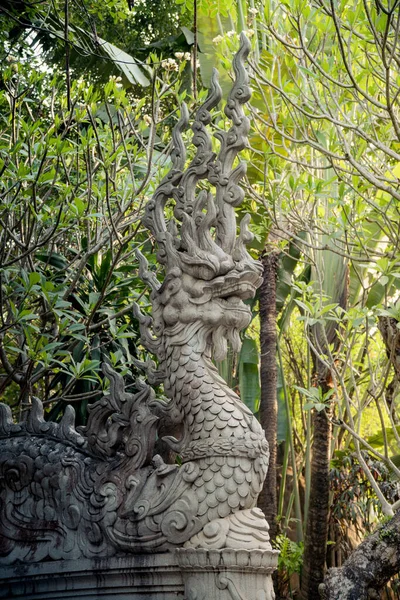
top-left (0, 34), bottom-right (271, 565)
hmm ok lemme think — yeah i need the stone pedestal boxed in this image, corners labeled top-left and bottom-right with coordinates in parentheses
top-left (176, 548), bottom-right (279, 600)
top-left (0, 549), bottom-right (279, 600)
top-left (0, 554), bottom-right (184, 600)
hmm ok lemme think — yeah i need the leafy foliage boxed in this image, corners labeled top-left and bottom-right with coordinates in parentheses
top-left (0, 43), bottom-right (185, 420)
top-left (1, 0), bottom-right (192, 89)
top-left (330, 450), bottom-right (400, 542)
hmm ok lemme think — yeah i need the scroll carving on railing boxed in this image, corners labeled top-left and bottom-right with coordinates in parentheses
top-left (0, 34), bottom-right (278, 599)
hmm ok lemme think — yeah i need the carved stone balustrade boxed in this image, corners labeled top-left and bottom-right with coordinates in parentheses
top-left (0, 555), bottom-right (184, 599)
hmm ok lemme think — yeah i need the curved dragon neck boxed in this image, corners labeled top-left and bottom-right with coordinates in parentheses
top-left (163, 328), bottom-right (259, 443)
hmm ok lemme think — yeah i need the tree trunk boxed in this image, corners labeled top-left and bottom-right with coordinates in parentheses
top-left (320, 510), bottom-right (400, 600)
top-left (258, 250), bottom-right (279, 541)
top-left (300, 248), bottom-right (348, 599)
top-left (300, 391), bottom-right (333, 600)
top-left (378, 316), bottom-right (400, 423)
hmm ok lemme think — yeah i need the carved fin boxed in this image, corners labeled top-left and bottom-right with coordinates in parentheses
top-left (162, 420), bottom-right (190, 453)
top-left (225, 32), bottom-right (252, 123)
top-left (0, 403), bottom-right (12, 436)
top-left (224, 162), bottom-right (247, 206)
top-left (143, 104), bottom-right (189, 251)
top-left (133, 302), bottom-right (161, 355)
top-left (176, 70), bottom-right (222, 221)
top-left (171, 102), bottom-right (189, 171)
top-left (213, 33), bottom-right (252, 255)
top-left (102, 363), bottom-right (126, 410)
top-left (196, 69), bottom-right (222, 125)
top-left (135, 248), bottom-right (161, 292)
top-left (238, 213), bottom-right (254, 243)
top-left (26, 397), bottom-right (45, 434)
top-left (131, 357), bottom-right (165, 385)
top-left (233, 213), bottom-right (256, 265)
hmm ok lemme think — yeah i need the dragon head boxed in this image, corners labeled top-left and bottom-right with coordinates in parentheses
top-left (137, 34), bottom-right (262, 362)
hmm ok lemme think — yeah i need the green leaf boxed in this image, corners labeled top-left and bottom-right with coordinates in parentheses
top-left (315, 131), bottom-right (327, 148)
top-left (73, 197), bottom-right (86, 216)
top-left (181, 26), bottom-right (194, 45)
top-left (299, 65), bottom-right (315, 78)
top-left (98, 38), bottom-right (150, 87)
top-left (380, 275), bottom-right (389, 286)
top-left (276, 234), bottom-right (306, 313)
top-left (35, 251), bottom-right (68, 270)
top-left (277, 365), bottom-right (289, 443)
top-left (29, 272), bottom-right (41, 286)
top-left (239, 337), bottom-right (261, 413)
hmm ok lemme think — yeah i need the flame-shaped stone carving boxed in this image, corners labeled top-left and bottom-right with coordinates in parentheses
top-left (0, 36), bottom-right (278, 586)
top-left (128, 32), bottom-right (271, 551)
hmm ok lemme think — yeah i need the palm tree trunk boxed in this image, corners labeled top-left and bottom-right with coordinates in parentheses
top-left (300, 255), bottom-right (348, 599)
top-left (258, 250), bottom-right (279, 541)
top-left (300, 390), bottom-right (332, 600)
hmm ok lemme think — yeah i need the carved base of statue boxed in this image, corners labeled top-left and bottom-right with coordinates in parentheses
top-left (0, 547), bottom-right (278, 600)
top-left (176, 508), bottom-right (279, 600)
top-left (0, 554), bottom-right (185, 599)
top-left (176, 547), bottom-right (278, 600)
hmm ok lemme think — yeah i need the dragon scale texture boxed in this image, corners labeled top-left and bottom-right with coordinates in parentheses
top-left (163, 329), bottom-right (268, 523)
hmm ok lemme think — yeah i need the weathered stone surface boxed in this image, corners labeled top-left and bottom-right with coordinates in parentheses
top-left (0, 554), bottom-right (184, 599)
top-left (176, 546), bottom-right (278, 600)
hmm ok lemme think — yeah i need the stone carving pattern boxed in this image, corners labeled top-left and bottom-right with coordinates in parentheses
top-left (0, 34), bottom-right (272, 564)
top-left (176, 545), bottom-right (277, 600)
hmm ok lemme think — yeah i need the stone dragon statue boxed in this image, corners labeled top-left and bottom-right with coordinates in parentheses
top-left (0, 35), bottom-right (272, 567)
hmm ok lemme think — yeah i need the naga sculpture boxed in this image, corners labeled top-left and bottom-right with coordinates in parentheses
top-left (0, 36), bottom-right (277, 592)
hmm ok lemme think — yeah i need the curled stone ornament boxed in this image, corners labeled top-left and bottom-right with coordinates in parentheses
top-left (186, 508), bottom-right (273, 551)
top-left (0, 33), bottom-right (278, 599)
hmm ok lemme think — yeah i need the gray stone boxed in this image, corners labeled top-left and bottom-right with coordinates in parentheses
top-left (176, 546), bottom-right (278, 600)
top-left (0, 554), bottom-right (184, 599)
